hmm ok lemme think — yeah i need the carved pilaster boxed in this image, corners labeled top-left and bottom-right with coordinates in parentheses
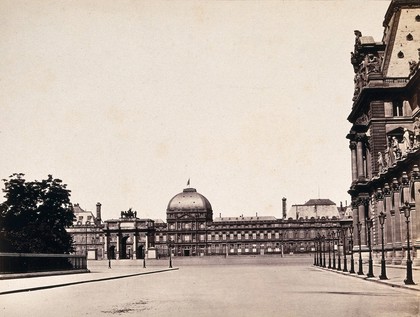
top-left (383, 183), bottom-right (394, 250)
top-left (350, 141), bottom-right (358, 182)
top-left (356, 135), bottom-right (365, 180)
top-left (391, 178), bottom-right (402, 249)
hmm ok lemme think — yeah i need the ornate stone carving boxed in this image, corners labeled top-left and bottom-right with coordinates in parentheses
top-left (401, 171), bottom-right (409, 186)
top-left (120, 208), bottom-right (137, 219)
top-left (367, 54), bottom-right (381, 74)
top-left (402, 128), bottom-right (412, 155)
top-left (409, 59), bottom-right (418, 77)
top-left (412, 165), bottom-right (420, 180)
top-left (414, 117), bottom-right (420, 148)
top-left (377, 152), bottom-right (384, 173)
top-left (355, 114), bottom-right (369, 126)
top-left (391, 178), bottom-right (400, 191)
top-left (383, 183), bottom-right (391, 197)
top-left (375, 188), bottom-right (384, 201)
top-left (391, 136), bottom-right (402, 161)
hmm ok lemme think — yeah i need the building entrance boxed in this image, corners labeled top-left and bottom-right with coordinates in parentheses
top-left (184, 249), bottom-right (190, 256)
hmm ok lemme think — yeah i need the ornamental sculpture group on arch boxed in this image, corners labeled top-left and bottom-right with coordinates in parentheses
top-left (377, 119), bottom-right (420, 175)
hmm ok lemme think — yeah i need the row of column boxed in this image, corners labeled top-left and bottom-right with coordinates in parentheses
top-left (350, 134), bottom-right (371, 182)
top-left (104, 233), bottom-right (149, 259)
top-left (351, 165), bottom-right (420, 264)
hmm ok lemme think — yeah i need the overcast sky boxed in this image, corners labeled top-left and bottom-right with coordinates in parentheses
top-left (1, 0), bottom-right (390, 220)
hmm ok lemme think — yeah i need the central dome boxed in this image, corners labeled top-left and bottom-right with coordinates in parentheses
top-left (167, 188), bottom-right (213, 212)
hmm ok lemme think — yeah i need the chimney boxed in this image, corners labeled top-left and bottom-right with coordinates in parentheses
top-left (96, 202), bottom-right (102, 222)
top-left (282, 197), bottom-right (287, 219)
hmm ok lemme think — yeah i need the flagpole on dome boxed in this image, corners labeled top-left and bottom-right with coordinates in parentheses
top-left (187, 178), bottom-right (190, 188)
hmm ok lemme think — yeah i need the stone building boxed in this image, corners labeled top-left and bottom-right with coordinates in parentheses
top-left (103, 210), bottom-right (156, 260)
top-left (67, 203), bottom-right (105, 260)
top-left (288, 199), bottom-right (341, 220)
top-left (347, 0), bottom-right (420, 265)
top-left (154, 187), bottom-right (342, 258)
top-left (68, 189), bottom-right (344, 260)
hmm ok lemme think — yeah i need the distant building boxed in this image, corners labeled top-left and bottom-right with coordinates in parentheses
top-left (67, 187), bottom-right (343, 259)
top-left (66, 203), bottom-right (104, 260)
top-left (347, 0), bottom-right (420, 265)
top-left (153, 186), bottom-right (342, 258)
top-left (103, 210), bottom-right (156, 260)
top-left (288, 199), bottom-right (340, 220)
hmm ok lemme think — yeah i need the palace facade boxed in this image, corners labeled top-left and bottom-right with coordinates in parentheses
top-left (67, 187), bottom-right (345, 260)
top-left (347, 0), bottom-right (420, 265)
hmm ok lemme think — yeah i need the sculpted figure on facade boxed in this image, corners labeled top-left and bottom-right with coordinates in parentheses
top-left (354, 30), bottom-right (362, 47)
top-left (414, 117), bottom-right (420, 148)
top-left (367, 54), bottom-right (381, 74)
top-left (384, 146), bottom-right (390, 169)
top-left (386, 137), bottom-right (396, 165)
top-left (120, 208), bottom-right (137, 219)
top-left (392, 136), bottom-right (401, 161)
top-left (402, 128), bottom-right (411, 155)
top-left (377, 152), bottom-right (384, 173)
top-left (409, 59), bottom-right (418, 77)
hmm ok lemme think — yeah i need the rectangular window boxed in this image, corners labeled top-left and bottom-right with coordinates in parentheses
top-left (156, 236), bottom-right (160, 242)
top-left (245, 233), bottom-right (249, 240)
top-left (237, 233), bottom-right (241, 240)
top-left (252, 233), bottom-right (257, 240)
top-left (230, 234), bottom-right (234, 240)
top-left (222, 234), bottom-right (226, 241)
top-left (208, 234), bottom-right (212, 241)
top-left (275, 232), bottom-right (279, 239)
top-left (260, 233), bottom-right (264, 239)
top-left (268, 233), bottom-right (272, 239)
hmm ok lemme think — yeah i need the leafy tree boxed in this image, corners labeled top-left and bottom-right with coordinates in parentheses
top-left (0, 173), bottom-right (75, 253)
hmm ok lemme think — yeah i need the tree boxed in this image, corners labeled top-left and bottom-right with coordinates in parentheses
top-left (0, 173), bottom-right (75, 253)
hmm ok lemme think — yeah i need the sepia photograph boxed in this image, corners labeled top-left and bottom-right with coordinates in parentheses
top-left (1, 0), bottom-right (419, 316)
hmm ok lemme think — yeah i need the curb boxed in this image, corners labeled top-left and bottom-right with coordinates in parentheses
top-left (0, 269), bottom-right (90, 280)
top-left (0, 267), bottom-right (179, 296)
top-left (313, 265), bottom-right (419, 293)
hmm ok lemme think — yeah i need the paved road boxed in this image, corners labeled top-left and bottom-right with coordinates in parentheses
top-left (1, 257), bottom-right (419, 317)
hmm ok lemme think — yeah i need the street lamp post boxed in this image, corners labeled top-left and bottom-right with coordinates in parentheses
top-left (378, 211), bottom-right (388, 280)
top-left (167, 240), bottom-right (173, 268)
top-left (332, 231), bottom-right (336, 270)
top-left (402, 203), bottom-right (415, 285)
top-left (318, 235), bottom-right (322, 266)
top-left (313, 239), bottom-right (317, 266)
top-left (366, 218), bottom-right (374, 278)
top-left (342, 227), bottom-right (348, 272)
top-left (339, 218), bottom-right (353, 273)
top-left (357, 221), bottom-right (364, 275)
top-left (337, 230), bottom-right (342, 271)
top-left (327, 232), bottom-right (332, 269)
top-left (349, 225), bottom-right (355, 274)
top-left (143, 246), bottom-right (146, 268)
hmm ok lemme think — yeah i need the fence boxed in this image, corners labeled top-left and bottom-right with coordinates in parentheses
top-left (0, 252), bottom-right (87, 274)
